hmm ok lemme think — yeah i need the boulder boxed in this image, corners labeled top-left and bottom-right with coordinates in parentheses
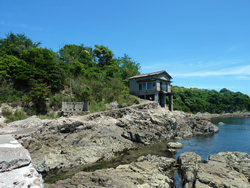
top-left (167, 142), bottom-right (183, 149)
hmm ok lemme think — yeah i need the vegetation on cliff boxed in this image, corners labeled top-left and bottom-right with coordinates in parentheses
top-left (172, 86), bottom-right (250, 113)
top-left (1, 32), bottom-right (250, 117)
top-left (0, 33), bottom-right (140, 115)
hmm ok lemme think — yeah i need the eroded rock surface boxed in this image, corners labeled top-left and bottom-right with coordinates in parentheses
top-left (44, 154), bottom-right (176, 188)
top-left (178, 152), bottom-right (250, 188)
top-left (16, 102), bottom-right (218, 173)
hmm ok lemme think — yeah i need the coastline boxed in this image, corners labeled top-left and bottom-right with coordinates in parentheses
top-left (1, 101), bottom-right (250, 187)
top-left (197, 111), bottom-right (250, 118)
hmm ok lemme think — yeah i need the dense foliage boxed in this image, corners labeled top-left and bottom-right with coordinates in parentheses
top-left (1, 33), bottom-right (249, 117)
top-left (0, 33), bottom-right (140, 114)
top-left (172, 86), bottom-right (250, 113)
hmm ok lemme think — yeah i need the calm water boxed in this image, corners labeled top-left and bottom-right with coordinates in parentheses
top-left (176, 117), bottom-right (250, 160)
top-left (45, 117), bottom-right (250, 184)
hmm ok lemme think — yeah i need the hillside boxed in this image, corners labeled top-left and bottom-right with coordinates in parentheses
top-left (0, 33), bottom-right (140, 117)
top-left (172, 86), bottom-right (250, 113)
top-left (1, 33), bottom-right (250, 119)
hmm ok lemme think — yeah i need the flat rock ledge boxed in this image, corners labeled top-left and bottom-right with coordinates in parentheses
top-left (178, 152), bottom-right (250, 188)
top-left (45, 154), bottom-right (176, 188)
top-left (0, 135), bottom-right (43, 188)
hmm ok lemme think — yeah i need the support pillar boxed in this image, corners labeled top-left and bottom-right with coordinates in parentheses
top-left (168, 94), bottom-right (173, 111)
top-left (164, 94), bottom-right (167, 108)
top-left (154, 94), bottom-right (159, 102)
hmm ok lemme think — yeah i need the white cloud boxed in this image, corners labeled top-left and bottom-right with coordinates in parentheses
top-left (237, 76), bottom-right (250, 80)
top-left (172, 65), bottom-right (250, 77)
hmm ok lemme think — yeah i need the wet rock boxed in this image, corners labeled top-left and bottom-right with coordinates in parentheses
top-left (45, 155), bottom-right (175, 188)
top-left (178, 152), bottom-right (250, 188)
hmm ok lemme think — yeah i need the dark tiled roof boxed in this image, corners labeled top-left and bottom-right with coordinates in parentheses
top-left (128, 70), bottom-right (172, 79)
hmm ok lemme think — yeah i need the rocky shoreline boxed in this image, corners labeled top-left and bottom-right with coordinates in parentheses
top-left (1, 101), bottom-right (250, 187)
top-left (178, 152), bottom-right (250, 187)
top-left (15, 101), bottom-right (218, 174)
top-left (198, 111), bottom-right (250, 118)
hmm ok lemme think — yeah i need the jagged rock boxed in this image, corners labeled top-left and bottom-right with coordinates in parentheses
top-left (178, 152), bottom-right (250, 188)
top-left (15, 102), bottom-right (218, 173)
top-left (178, 152), bottom-right (202, 187)
top-left (45, 155), bottom-right (175, 188)
top-left (208, 152), bottom-right (250, 182)
top-left (1, 116), bottom-right (48, 135)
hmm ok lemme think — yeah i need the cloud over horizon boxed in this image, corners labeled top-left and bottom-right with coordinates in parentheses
top-left (172, 65), bottom-right (250, 78)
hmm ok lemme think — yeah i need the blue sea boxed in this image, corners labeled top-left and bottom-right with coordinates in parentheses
top-left (175, 117), bottom-right (250, 160)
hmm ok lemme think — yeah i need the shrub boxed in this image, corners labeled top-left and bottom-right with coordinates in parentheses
top-left (13, 109), bottom-right (27, 120)
top-left (2, 107), bottom-right (12, 117)
top-left (2, 107), bottom-right (27, 122)
top-left (89, 101), bottom-right (109, 112)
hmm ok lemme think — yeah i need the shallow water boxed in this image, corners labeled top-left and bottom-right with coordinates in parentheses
top-left (44, 139), bottom-right (175, 183)
top-left (176, 117), bottom-right (250, 160)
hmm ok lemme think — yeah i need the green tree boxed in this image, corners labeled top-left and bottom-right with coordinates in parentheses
top-left (21, 48), bottom-right (65, 92)
top-left (93, 45), bottom-right (116, 68)
top-left (0, 32), bottom-right (41, 57)
top-left (117, 54), bottom-right (140, 81)
top-left (0, 55), bottom-right (32, 89)
top-left (30, 83), bottom-right (51, 113)
top-left (59, 44), bottom-right (94, 75)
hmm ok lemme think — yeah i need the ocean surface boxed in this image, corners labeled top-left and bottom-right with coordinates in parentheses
top-left (176, 117), bottom-right (250, 160)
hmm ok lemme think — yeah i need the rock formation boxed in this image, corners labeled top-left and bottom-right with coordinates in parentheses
top-left (15, 101), bottom-right (218, 174)
top-left (178, 152), bottom-right (250, 188)
top-left (44, 154), bottom-right (176, 188)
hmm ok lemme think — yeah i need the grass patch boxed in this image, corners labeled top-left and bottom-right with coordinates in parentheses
top-left (2, 107), bottom-right (28, 122)
top-left (89, 101), bottom-right (109, 112)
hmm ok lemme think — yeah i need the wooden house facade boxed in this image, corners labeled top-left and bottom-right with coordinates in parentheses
top-left (129, 70), bottom-right (173, 111)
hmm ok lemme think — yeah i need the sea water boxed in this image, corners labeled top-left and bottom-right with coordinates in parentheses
top-left (176, 117), bottom-right (250, 160)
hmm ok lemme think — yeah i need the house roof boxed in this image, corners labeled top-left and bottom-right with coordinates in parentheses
top-left (128, 70), bottom-right (172, 80)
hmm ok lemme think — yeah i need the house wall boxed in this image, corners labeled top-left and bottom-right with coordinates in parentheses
top-left (129, 73), bottom-right (171, 96)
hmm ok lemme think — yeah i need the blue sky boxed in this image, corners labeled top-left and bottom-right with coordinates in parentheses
top-left (1, 0), bottom-right (250, 96)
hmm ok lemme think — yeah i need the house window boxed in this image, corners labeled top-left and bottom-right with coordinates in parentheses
top-left (147, 82), bottom-right (153, 90)
top-left (139, 83), bottom-right (147, 90)
top-left (161, 82), bottom-right (167, 91)
top-left (147, 82), bottom-right (155, 90)
top-left (139, 82), bottom-right (155, 90)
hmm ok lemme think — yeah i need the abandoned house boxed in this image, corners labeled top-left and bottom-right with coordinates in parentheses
top-left (129, 70), bottom-right (173, 111)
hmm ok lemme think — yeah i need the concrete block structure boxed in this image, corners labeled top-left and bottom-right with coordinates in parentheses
top-left (129, 70), bottom-right (173, 111)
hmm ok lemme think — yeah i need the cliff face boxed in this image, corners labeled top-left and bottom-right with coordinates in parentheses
top-left (16, 101), bottom-right (218, 173)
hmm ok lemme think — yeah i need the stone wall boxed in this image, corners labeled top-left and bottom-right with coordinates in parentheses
top-left (62, 102), bottom-right (88, 112)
